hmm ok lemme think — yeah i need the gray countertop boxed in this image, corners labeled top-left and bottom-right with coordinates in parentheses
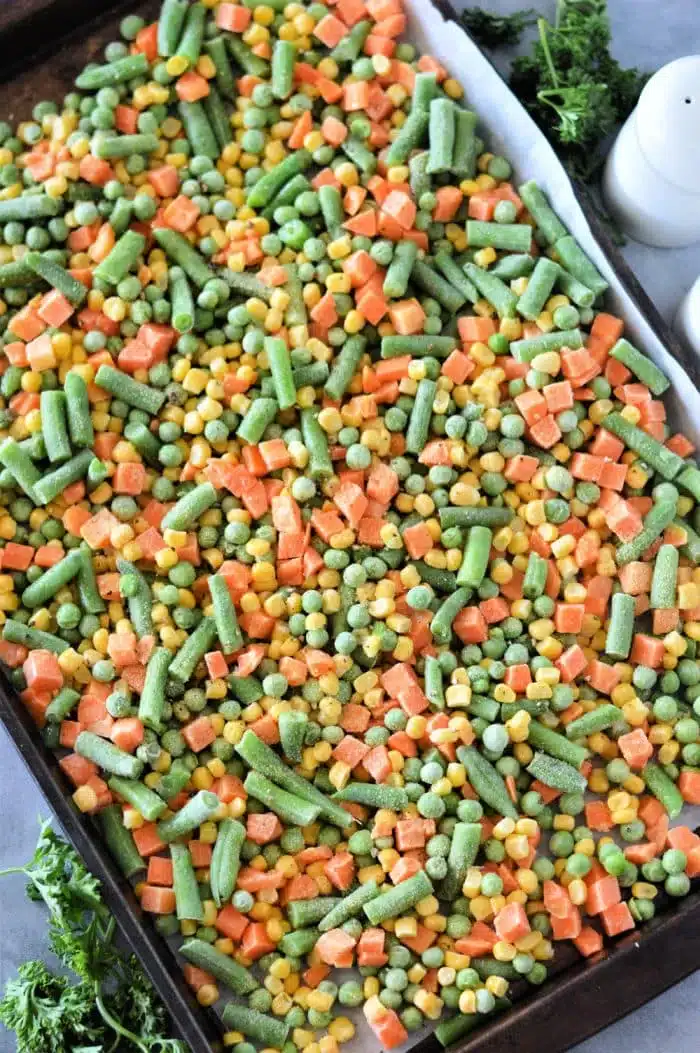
top-left (1, 1), bottom-right (700, 1050)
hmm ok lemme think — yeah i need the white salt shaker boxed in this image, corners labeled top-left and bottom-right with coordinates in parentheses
top-left (674, 275), bottom-right (700, 354)
top-left (602, 56), bottom-right (700, 247)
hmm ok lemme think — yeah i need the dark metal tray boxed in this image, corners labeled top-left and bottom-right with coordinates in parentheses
top-left (0, 3), bottom-right (697, 1053)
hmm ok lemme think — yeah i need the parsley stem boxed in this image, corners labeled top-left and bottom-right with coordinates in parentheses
top-left (95, 979), bottom-right (150, 1053)
top-left (537, 18), bottom-right (559, 89)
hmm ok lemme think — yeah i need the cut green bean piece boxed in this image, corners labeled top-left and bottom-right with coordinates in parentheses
top-left (153, 227), bottom-right (212, 287)
top-left (610, 338), bottom-right (670, 396)
top-left (181, 939), bottom-right (258, 994)
top-left (237, 396), bottom-right (279, 445)
top-left (22, 549), bottom-right (82, 608)
top-left (527, 721), bottom-right (589, 767)
top-left (516, 257), bottom-right (560, 320)
top-left (364, 871), bottom-right (433, 925)
top-left (139, 648), bottom-right (171, 731)
top-left (642, 763), bottom-right (684, 819)
top-left (247, 149), bottom-right (312, 209)
top-left (467, 221), bottom-right (533, 253)
top-left (616, 500), bottom-right (678, 565)
top-left (210, 819), bottom-right (246, 906)
top-left (178, 100), bottom-right (219, 160)
top-left (324, 335), bottom-right (366, 402)
top-left (157, 789), bottom-right (220, 842)
top-left (245, 770), bottom-right (322, 826)
top-left (108, 776), bottom-right (166, 822)
top-left (602, 412), bottom-right (684, 481)
top-left (99, 805), bottom-right (144, 879)
top-left (93, 231), bottom-right (145, 285)
top-left (439, 506), bottom-right (514, 528)
top-left (45, 687), bottom-right (80, 724)
top-left (40, 391), bottom-right (71, 464)
top-left (565, 705), bottom-right (621, 740)
top-left (434, 251), bottom-right (478, 303)
top-left (64, 372), bottom-right (94, 448)
top-left (265, 336), bottom-right (296, 410)
top-left (209, 573), bottom-right (244, 655)
top-left (278, 710), bottom-right (307, 765)
top-left (301, 407), bottom-right (334, 480)
top-left (381, 334), bottom-right (456, 359)
top-left (510, 328), bottom-right (583, 362)
top-left (170, 616), bottom-right (217, 682)
top-left (441, 822), bottom-right (481, 900)
top-left (0, 437), bottom-right (41, 501)
top-left (518, 181), bottom-right (567, 245)
top-left (171, 844), bottom-right (204, 922)
top-left (431, 587), bottom-right (471, 645)
top-left (161, 482), bottom-right (218, 531)
top-left (333, 783), bottom-right (408, 810)
top-left (24, 251), bottom-right (87, 305)
top-left (554, 235), bottom-right (608, 297)
top-left (287, 897), bottom-right (342, 929)
top-left (95, 365), bottom-right (165, 415)
top-left (76, 54), bottom-right (149, 90)
top-left (406, 378), bottom-right (437, 456)
top-left (452, 108), bottom-right (478, 177)
top-left (463, 262), bottom-right (517, 318)
top-left (158, 0), bottom-right (188, 57)
top-left (3, 620), bottom-right (66, 655)
top-left (526, 752), bottom-right (587, 793)
top-left (457, 526), bottom-right (492, 588)
top-left (458, 746), bottom-right (518, 819)
top-left (221, 1004), bottom-right (289, 1049)
top-left (76, 731), bottom-right (144, 779)
top-left (650, 544), bottom-right (679, 609)
top-left (427, 98), bottom-right (456, 174)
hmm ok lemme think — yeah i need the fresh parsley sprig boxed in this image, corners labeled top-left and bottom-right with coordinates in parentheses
top-left (0, 820), bottom-right (189, 1053)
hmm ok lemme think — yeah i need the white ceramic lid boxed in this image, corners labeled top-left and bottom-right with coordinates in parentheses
top-left (635, 56), bottom-right (700, 194)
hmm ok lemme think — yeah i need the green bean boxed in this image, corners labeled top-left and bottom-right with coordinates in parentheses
top-left (301, 407), bottom-right (334, 480)
top-left (261, 174), bottom-right (311, 221)
top-left (324, 335), bottom-right (366, 401)
top-left (181, 939), bottom-right (258, 995)
top-left (616, 500), bottom-right (677, 565)
top-left (439, 506), bottom-right (514, 528)
top-left (518, 181), bottom-right (567, 245)
top-left (409, 150), bottom-right (430, 201)
top-left (168, 266), bottom-right (194, 334)
top-left (76, 731), bottom-right (144, 779)
top-left (228, 35), bottom-right (270, 78)
top-left (245, 770), bottom-right (322, 826)
top-left (650, 544), bottom-right (679, 609)
top-left (176, 2), bottom-right (206, 66)
top-left (441, 822), bottom-right (481, 900)
top-left (452, 108), bottom-right (479, 177)
top-left (523, 551), bottom-right (548, 599)
top-left (158, 0), bottom-right (188, 57)
top-left (229, 675), bottom-right (264, 704)
top-left (157, 789), bottom-right (220, 842)
top-left (527, 721), bottom-right (589, 768)
top-left (33, 448), bottom-right (94, 506)
top-left (95, 134), bottom-right (159, 160)
top-left (108, 776), bottom-right (166, 822)
top-left (138, 648), bottom-right (171, 731)
top-left (221, 1004), bottom-right (289, 1049)
top-left (381, 334), bottom-right (456, 359)
top-left (553, 264), bottom-right (595, 308)
top-left (565, 705), bottom-right (621, 740)
top-left (99, 805), bottom-right (144, 879)
top-left (76, 544), bottom-right (105, 615)
top-left (316, 879), bottom-right (381, 933)
top-left (433, 250), bottom-right (478, 304)
top-left (406, 377), bottom-right (438, 456)
top-left (169, 616), bottom-right (217, 682)
top-left (331, 19), bottom-right (371, 62)
top-left (200, 86), bottom-right (230, 153)
top-left (76, 54), bottom-right (149, 90)
top-left (247, 149), bottom-right (312, 209)
top-left (271, 39), bottom-right (296, 99)
top-left (235, 730), bottom-right (352, 827)
top-left (279, 929), bottom-right (319, 956)
top-left (0, 260), bottom-right (39, 286)
top-left (424, 655), bottom-right (445, 709)
top-left (411, 259), bottom-right (465, 313)
top-left (116, 558), bottom-right (153, 636)
top-left (210, 818), bottom-right (246, 906)
top-left (237, 395), bottom-right (279, 445)
top-left (457, 746), bottom-right (518, 819)
top-left (436, 999), bottom-right (510, 1047)
top-left (0, 437), bottom-right (41, 501)
top-left (318, 184), bottom-right (344, 238)
top-left (209, 573), bottom-right (243, 655)
top-left (278, 710), bottom-right (307, 764)
top-left (414, 561), bottom-right (457, 593)
top-left (205, 35), bottom-right (236, 99)
top-left (64, 372), bottom-right (94, 448)
top-left (265, 336), bottom-right (296, 410)
top-left (287, 897), bottom-right (342, 929)
top-left (385, 111), bottom-right (429, 167)
top-left (364, 871), bottom-right (433, 925)
top-left (554, 235), bottom-right (608, 298)
top-left (457, 525), bottom-right (492, 589)
top-left (642, 763), bottom-right (684, 819)
top-left (609, 338), bottom-right (670, 396)
top-left (24, 251), bottom-right (86, 306)
top-left (412, 72), bottom-right (438, 112)
top-left (510, 328), bottom-right (583, 362)
top-left (0, 196), bottom-right (59, 223)
top-left (463, 262), bottom-right (517, 318)
top-left (430, 587), bottom-right (471, 645)
top-left (472, 959), bottom-right (520, 981)
top-left (157, 760), bottom-right (192, 802)
top-left (678, 465), bottom-right (700, 504)
top-left (44, 687), bottom-right (80, 724)
top-left (427, 98), bottom-right (456, 173)
top-left (95, 364), bottom-right (165, 415)
top-left (40, 391), bottom-right (71, 464)
top-left (333, 783), bottom-right (408, 810)
top-left (516, 257), bottom-right (560, 320)
top-left (93, 230), bottom-right (145, 285)
top-left (500, 699), bottom-right (549, 720)
top-left (171, 844), bottom-right (204, 922)
top-left (162, 482), bottom-right (218, 531)
top-left (179, 100), bottom-right (219, 159)
top-left (602, 412), bottom-right (684, 481)
top-left (490, 253), bottom-right (536, 282)
top-left (341, 137), bottom-right (377, 175)
top-left (3, 620), bottom-right (66, 655)
top-left (467, 221), bottom-right (532, 253)
top-left (678, 518), bottom-right (700, 563)
top-left (153, 227), bottom-right (212, 287)
top-left (22, 549), bottom-right (82, 608)
top-left (282, 263), bottom-right (307, 325)
top-left (526, 752), bottom-right (587, 792)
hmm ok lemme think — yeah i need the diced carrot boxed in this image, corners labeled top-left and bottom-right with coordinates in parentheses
top-left (314, 13), bottom-right (348, 47)
top-left (494, 902), bottom-right (530, 943)
top-left (678, 770), bottom-right (700, 805)
top-left (182, 715), bottom-right (216, 752)
top-left (23, 650), bottom-right (62, 694)
top-left (176, 71), bottom-right (210, 102)
top-left (357, 927), bottom-right (388, 967)
top-left (600, 901), bottom-right (635, 937)
top-left (315, 928), bottom-right (357, 965)
top-left (215, 904), bottom-right (250, 940)
top-left (110, 717), bottom-right (144, 754)
top-left (147, 856), bottom-right (174, 886)
top-left (140, 886), bottom-right (176, 914)
top-left (324, 851), bottom-right (356, 891)
top-left (132, 823), bottom-right (166, 858)
top-left (217, 2), bottom-right (252, 31)
top-left (247, 812), bottom-right (283, 844)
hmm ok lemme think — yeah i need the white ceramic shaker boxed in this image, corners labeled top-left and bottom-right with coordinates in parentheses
top-left (602, 56), bottom-right (700, 247)
top-left (674, 275), bottom-right (700, 355)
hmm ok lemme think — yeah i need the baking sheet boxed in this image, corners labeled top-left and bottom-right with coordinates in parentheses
top-left (0, 2), bottom-right (697, 1053)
